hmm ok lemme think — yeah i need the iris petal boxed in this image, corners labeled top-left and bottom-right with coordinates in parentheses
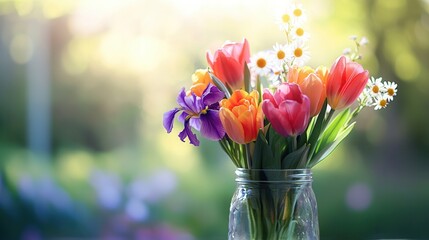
top-left (200, 110), bottom-right (225, 140)
top-left (163, 108), bottom-right (180, 133)
top-left (178, 120), bottom-right (200, 146)
top-left (189, 117), bottom-right (202, 131)
top-left (202, 84), bottom-right (225, 106)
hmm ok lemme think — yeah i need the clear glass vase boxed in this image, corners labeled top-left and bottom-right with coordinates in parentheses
top-left (228, 168), bottom-right (319, 240)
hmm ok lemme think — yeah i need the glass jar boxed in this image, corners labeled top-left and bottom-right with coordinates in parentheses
top-left (228, 168), bottom-right (319, 240)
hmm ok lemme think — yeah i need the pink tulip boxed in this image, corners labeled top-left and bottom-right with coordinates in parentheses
top-left (326, 56), bottom-right (369, 110)
top-left (206, 39), bottom-right (250, 90)
top-left (262, 83), bottom-right (310, 137)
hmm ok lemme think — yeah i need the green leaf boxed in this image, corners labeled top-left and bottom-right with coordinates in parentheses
top-left (209, 72), bottom-right (231, 98)
top-left (305, 117), bottom-right (316, 139)
top-left (255, 75), bottom-right (262, 103)
top-left (297, 131), bottom-right (307, 149)
top-left (308, 100), bottom-right (327, 150)
top-left (297, 145), bottom-right (311, 168)
top-left (253, 130), bottom-right (274, 169)
top-left (314, 108), bottom-right (351, 154)
top-left (243, 63), bottom-right (251, 93)
top-left (267, 125), bottom-right (287, 165)
top-left (309, 122), bottom-right (355, 168)
top-left (281, 144), bottom-right (308, 169)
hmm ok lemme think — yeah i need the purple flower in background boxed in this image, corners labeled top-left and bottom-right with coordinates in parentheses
top-left (163, 83), bottom-right (225, 146)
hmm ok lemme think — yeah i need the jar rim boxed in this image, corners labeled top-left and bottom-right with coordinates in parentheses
top-left (235, 168), bottom-right (312, 183)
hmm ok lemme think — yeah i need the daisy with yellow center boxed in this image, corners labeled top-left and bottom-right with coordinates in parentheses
top-left (290, 40), bottom-right (309, 67)
top-left (358, 76), bottom-right (397, 110)
top-left (384, 81), bottom-right (397, 101)
top-left (374, 95), bottom-right (389, 110)
top-left (290, 4), bottom-right (306, 25)
top-left (291, 26), bottom-right (310, 41)
top-left (276, 10), bottom-right (293, 31)
top-left (368, 77), bottom-right (385, 97)
top-left (276, 4), bottom-right (306, 31)
top-left (272, 43), bottom-right (290, 67)
top-left (249, 51), bottom-right (273, 76)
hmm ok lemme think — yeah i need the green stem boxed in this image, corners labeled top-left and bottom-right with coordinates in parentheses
top-left (240, 144), bottom-right (247, 169)
top-left (245, 143), bottom-right (253, 169)
top-left (292, 136), bottom-right (297, 152)
top-left (351, 104), bottom-right (364, 121)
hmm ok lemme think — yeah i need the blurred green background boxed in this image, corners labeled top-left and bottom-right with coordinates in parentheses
top-left (1, 0), bottom-right (429, 239)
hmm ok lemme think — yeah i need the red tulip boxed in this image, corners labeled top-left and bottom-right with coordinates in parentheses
top-left (326, 56), bottom-right (369, 110)
top-left (262, 83), bottom-right (310, 137)
top-left (206, 39), bottom-right (250, 90)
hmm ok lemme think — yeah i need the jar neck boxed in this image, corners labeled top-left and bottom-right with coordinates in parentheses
top-left (235, 168), bottom-right (312, 185)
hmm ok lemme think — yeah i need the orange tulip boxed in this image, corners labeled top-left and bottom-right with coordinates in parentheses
top-left (326, 56), bottom-right (369, 110)
top-left (219, 90), bottom-right (264, 144)
top-left (315, 66), bottom-right (329, 84)
top-left (188, 69), bottom-right (213, 97)
top-left (287, 66), bottom-right (328, 116)
top-left (287, 66), bottom-right (314, 85)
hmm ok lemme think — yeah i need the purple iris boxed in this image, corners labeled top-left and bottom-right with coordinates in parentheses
top-left (163, 83), bottom-right (225, 146)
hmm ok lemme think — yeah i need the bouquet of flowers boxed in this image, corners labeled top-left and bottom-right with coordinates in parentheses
top-left (163, 3), bottom-right (397, 239)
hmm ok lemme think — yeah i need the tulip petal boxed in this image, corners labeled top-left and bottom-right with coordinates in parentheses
top-left (237, 108), bottom-right (254, 141)
top-left (215, 51), bottom-right (243, 89)
top-left (327, 56), bottom-right (346, 97)
top-left (219, 108), bottom-right (245, 144)
top-left (345, 61), bottom-right (365, 81)
top-left (262, 83), bottom-right (310, 137)
top-left (326, 56), bottom-right (369, 110)
top-left (302, 74), bottom-right (325, 116)
top-left (263, 89), bottom-right (278, 107)
top-left (238, 38), bottom-right (250, 65)
top-left (206, 51), bottom-right (214, 67)
top-left (338, 70), bottom-right (369, 108)
top-left (279, 100), bottom-right (301, 135)
top-left (265, 100), bottom-right (291, 137)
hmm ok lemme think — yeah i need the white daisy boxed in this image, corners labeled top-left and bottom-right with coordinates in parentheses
top-left (290, 3), bottom-right (307, 25)
top-left (289, 40), bottom-right (310, 67)
top-left (368, 77), bottom-right (385, 97)
top-left (276, 9), bottom-right (293, 31)
top-left (383, 81), bottom-right (397, 101)
top-left (249, 51), bottom-right (273, 76)
top-left (273, 43), bottom-right (289, 62)
top-left (374, 95), bottom-right (389, 110)
top-left (271, 43), bottom-right (291, 71)
top-left (291, 26), bottom-right (310, 42)
top-left (275, 4), bottom-right (306, 31)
